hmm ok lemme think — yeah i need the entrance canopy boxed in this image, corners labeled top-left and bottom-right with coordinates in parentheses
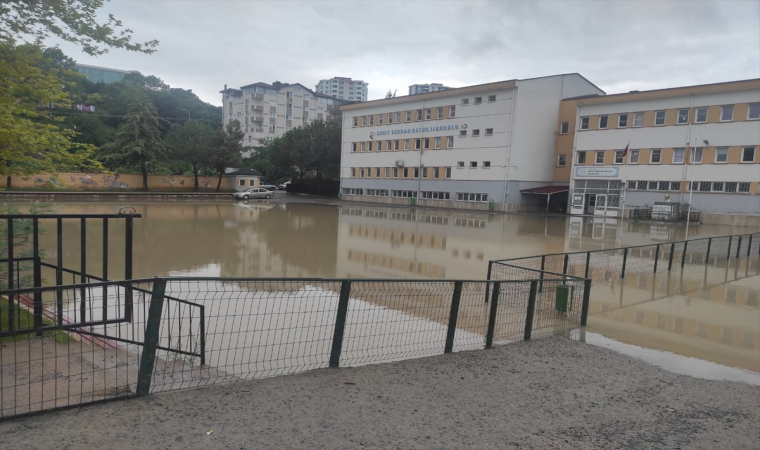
top-left (520, 185), bottom-right (569, 212)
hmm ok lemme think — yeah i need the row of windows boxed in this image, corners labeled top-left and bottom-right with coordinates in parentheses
top-left (562, 102), bottom-right (760, 133)
top-left (566, 146), bottom-right (757, 166)
top-left (350, 94), bottom-right (499, 127)
top-left (342, 188), bottom-right (489, 202)
top-left (624, 180), bottom-right (751, 193)
top-left (350, 129), bottom-right (495, 153)
top-left (351, 167), bottom-right (453, 179)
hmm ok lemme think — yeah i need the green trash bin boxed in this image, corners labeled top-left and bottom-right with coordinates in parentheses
top-left (555, 285), bottom-right (575, 312)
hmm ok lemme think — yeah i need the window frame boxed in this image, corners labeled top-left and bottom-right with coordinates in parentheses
top-left (405, 111), bottom-right (411, 122)
top-left (677, 109), bottom-right (689, 124)
top-left (437, 107), bottom-right (443, 119)
top-left (614, 150), bottom-right (624, 164)
top-left (617, 113), bottom-right (628, 128)
top-left (559, 122), bottom-right (569, 134)
top-left (483, 161), bottom-right (491, 168)
top-left (598, 115), bottom-right (608, 129)
top-left (595, 151), bottom-right (605, 165)
top-left (450, 105), bottom-right (456, 117)
top-left (715, 147), bottom-right (728, 163)
top-left (487, 95), bottom-right (496, 102)
top-left (474, 97), bottom-right (482, 105)
top-left (472, 129), bottom-right (480, 137)
top-left (672, 148), bottom-right (685, 164)
top-left (557, 154), bottom-right (566, 167)
top-left (720, 105), bottom-right (734, 122)
top-left (580, 117), bottom-right (589, 130)
top-left (434, 137), bottom-right (441, 149)
top-left (447, 136), bottom-right (454, 148)
top-left (695, 107), bottom-right (707, 123)
top-left (461, 98), bottom-right (469, 105)
top-left (690, 147), bottom-right (703, 164)
top-left (470, 161), bottom-right (477, 168)
top-left (629, 149), bottom-right (640, 164)
top-left (485, 128), bottom-right (493, 136)
top-left (577, 151), bottom-right (586, 165)
top-left (748, 103), bottom-right (760, 120)
top-left (654, 111), bottom-right (665, 126)
top-left (633, 112), bottom-right (644, 127)
top-left (425, 109), bottom-right (431, 120)
top-left (352, 117), bottom-right (358, 127)
top-left (741, 146), bottom-right (756, 163)
top-left (650, 149), bottom-right (662, 164)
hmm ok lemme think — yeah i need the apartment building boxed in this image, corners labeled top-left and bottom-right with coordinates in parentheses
top-left (409, 83), bottom-right (452, 95)
top-left (553, 79), bottom-right (760, 217)
top-left (315, 77), bottom-right (368, 102)
top-left (75, 64), bottom-right (136, 83)
top-left (339, 74), bottom-right (604, 212)
top-left (220, 82), bottom-right (336, 150)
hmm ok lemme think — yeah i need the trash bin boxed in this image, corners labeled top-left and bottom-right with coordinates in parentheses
top-left (410, 197), bottom-right (416, 205)
top-left (488, 199), bottom-right (495, 211)
top-left (555, 285), bottom-right (575, 312)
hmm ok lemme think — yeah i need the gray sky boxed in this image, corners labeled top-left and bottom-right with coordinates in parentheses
top-left (52, 0), bottom-right (760, 106)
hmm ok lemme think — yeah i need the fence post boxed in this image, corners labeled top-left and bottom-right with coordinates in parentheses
top-left (747, 234), bottom-right (753, 258)
top-left (199, 305), bottom-right (206, 366)
top-left (562, 254), bottom-right (569, 277)
top-left (484, 261), bottom-right (493, 303)
top-left (653, 244), bottom-right (660, 273)
top-left (736, 236), bottom-right (742, 259)
top-left (727, 236), bottom-right (732, 261)
top-left (705, 238), bottom-right (712, 265)
top-left (32, 218), bottom-right (43, 334)
top-left (581, 279), bottom-right (592, 326)
top-left (621, 248), bottom-right (628, 278)
top-left (125, 216), bottom-right (134, 322)
top-left (667, 243), bottom-right (675, 271)
top-left (137, 279), bottom-right (166, 396)
top-left (584, 252), bottom-right (591, 279)
top-left (681, 240), bottom-right (688, 268)
top-left (329, 280), bottom-right (351, 368)
top-left (539, 255), bottom-right (546, 293)
top-left (485, 282), bottom-right (500, 349)
top-left (523, 280), bottom-right (538, 341)
top-left (7, 218), bottom-right (14, 332)
top-left (444, 281), bottom-right (463, 353)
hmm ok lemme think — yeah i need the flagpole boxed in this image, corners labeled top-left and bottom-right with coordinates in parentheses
top-left (621, 141), bottom-right (630, 220)
top-left (685, 140), bottom-right (696, 239)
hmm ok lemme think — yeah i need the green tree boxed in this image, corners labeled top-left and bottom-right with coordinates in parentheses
top-left (209, 121), bottom-right (243, 192)
top-left (268, 120), bottom-right (342, 183)
top-left (1, 0), bottom-right (159, 55)
top-left (99, 98), bottom-right (168, 191)
top-left (242, 141), bottom-right (294, 184)
top-left (165, 121), bottom-right (215, 190)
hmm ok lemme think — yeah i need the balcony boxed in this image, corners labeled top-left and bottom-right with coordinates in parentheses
top-left (251, 116), bottom-right (264, 123)
top-left (253, 128), bottom-right (264, 133)
top-left (252, 93), bottom-right (264, 100)
top-left (268, 128), bottom-right (276, 134)
top-left (251, 105), bottom-right (264, 111)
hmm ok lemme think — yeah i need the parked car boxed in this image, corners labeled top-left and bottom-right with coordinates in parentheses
top-left (277, 181), bottom-right (291, 190)
top-left (232, 187), bottom-right (274, 200)
top-left (258, 184), bottom-right (277, 190)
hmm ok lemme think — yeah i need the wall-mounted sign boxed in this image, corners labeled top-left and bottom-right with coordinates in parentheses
top-left (373, 124), bottom-right (460, 137)
top-left (575, 167), bottom-right (619, 177)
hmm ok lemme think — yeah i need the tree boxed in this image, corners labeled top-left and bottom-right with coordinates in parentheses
top-left (1, 0), bottom-right (159, 55)
top-left (242, 141), bottom-right (294, 184)
top-left (99, 98), bottom-right (168, 191)
top-left (209, 121), bottom-right (243, 192)
top-left (268, 120), bottom-right (342, 184)
top-left (165, 121), bottom-right (215, 190)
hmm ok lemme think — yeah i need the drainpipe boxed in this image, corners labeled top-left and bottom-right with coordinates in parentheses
top-left (569, 101), bottom-right (582, 214)
top-left (502, 86), bottom-right (518, 211)
top-left (681, 94), bottom-right (696, 203)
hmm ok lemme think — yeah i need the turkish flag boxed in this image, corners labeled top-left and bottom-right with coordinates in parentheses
top-left (622, 144), bottom-right (629, 157)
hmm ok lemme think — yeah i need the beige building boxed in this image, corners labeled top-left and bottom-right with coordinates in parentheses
top-left (316, 77), bottom-right (368, 102)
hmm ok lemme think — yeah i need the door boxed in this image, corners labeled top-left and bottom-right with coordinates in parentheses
top-left (595, 194), bottom-right (607, 216)
top-left (585, 194), bottom-right (596, 215)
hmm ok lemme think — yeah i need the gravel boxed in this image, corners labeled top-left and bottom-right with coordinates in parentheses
top-left (1, 337), bottom-right (758, 449)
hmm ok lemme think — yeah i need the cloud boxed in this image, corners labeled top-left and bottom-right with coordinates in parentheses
top-left (49, 0), bottom-right (759, 105)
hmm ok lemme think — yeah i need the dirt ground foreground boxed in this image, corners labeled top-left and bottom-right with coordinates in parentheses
top-left (1, 337), bottom-right (758, 449)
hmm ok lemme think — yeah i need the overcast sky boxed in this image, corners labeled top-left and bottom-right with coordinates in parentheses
top-left (51, 0), bottom-right (760, 106)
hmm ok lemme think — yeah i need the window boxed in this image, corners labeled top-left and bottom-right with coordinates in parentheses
top-left (406, 111), bottom-right (411, 122)
top-left (365, 189), bottom-right (388, 197)
top-left (425, 109), bottom-right (431, 120)
top-left (360, 142), bottom-right (365, 152)
top-left (627, 180), bottom-right (636, 190)
top-left (677, 109), bottom-right (689, 124)
top-left (404, 140), bottom-right (409, 150)
top-left (420, 191), bottom-right (450, 200)
top-left (378, 114), bottom-right (383, 125)
top-left (421, 167), bottom-right (428, 178)
top-left (658, 181), bottom-right (670, 191)
top-left (287, 91), bottom-right (293, 98)
top-left (239, 179), bottom-right (245, 186)
top-left (286, 114), bottom-right (292, 120)
top-left (459, 130), bottom-right (467, 137)
top-left (720, 105), bottom-right (734, 121)
top-left (414, 139), bottom-right (421, 150)
top-left (485, 128), bottom-right (493, 136)
top-left (437, 107), bottom-right (443, 119)
top-left (738, 182), bottom-right (750, 193)
top-left (362, 116), bottom-right (366, 126)
top-left (268, 123), bottom-right (276, 131)
top-left (393, 167), bottom-right (398, 178)
top-left (724, 182), bottom-right (737, 192)
top-left (269, 100), bottom-right (277, 107)
top-left (483, 161), bottom-right (491, 167)
top-left (450, 106), bottom-right (456, 117)
top-left (595, 151), bottom-right (605, 164)
top-left (434, 137), bottom-right (441, 149)
top-left (650, 149), bottom-right (661, 163)
top-left (391, 190), bottom-right (416, 198)
top-left (470, 161), bottom-right (477, 167)
top-left (342, 188), bottom-right (364, 196)
top-left (654, 111), bottom-right (665, 125)
top-left (433, 167), bottom-right (440, 178)
top-left (445, 167), bottom-right (451, 178)
top-left (557, 154), bottom-right (566, 166)
top-left (637, 181), bottom-right (647, 190)
top-left (629, 149), bottom-right (640, 164)
top-left (369, 115), bottom-right (374, 126)
top-left (375, 168), bottom-right (380, 178)
top-left (395, 112), bottom-right (400, 123)
top-left (695, 107), bottom-right (707, 123)
top-left (414, 167), bottom-right (420, 178)
top-left (618, 114), bottom-right (628, 128)
top-left (474, 97), bottom-right (482, 104)
top-left (360, 168), bottom-right (365, 178)
top-left (423, 138), bottom-right (430, 149)
top-left (287, 103), bottom-right (293, 110)
top-left (560, 122), bottom-right (569, 134)
top-left (352, 143), bottom-right (357, 152)
top-left (715, 147), bottom-right (728, 163)
top-left (698, 181), bottom-right (711, 192)
top-left (447, 136), bottom-right (454, 148)
top-left (403, 167), bottom-right (409, 178)
top-left (690, 147), bottom-right (703, 163)
top-left (457, 161), bottom-right (464, 167)
top-left (388, 113), bottom-right (394, 123)
top-left (472, 129), bottom-right (480, 137)
top-left (577, 151), bottom-right (586, 164)
top-left (672, 148), bottom-right (685, 164)
top-left (633, 112), bottom-right (644, 127)
top-left (648, 181), bottom-right (658, 190)
top-left (394, 140), bottom-right (400, 151)
top-left (742, 146), bottom-right (756, 162)
top-left (748, 103), bottom-right (760, 120)
top-left (367, 142), bottom-right (373, 152)
top-left (670, 182), bottom-right (681, 191)
top-left (385, 168), bottom-right (390, 177)
top-left (269, 112), bottom-right (276, 118)
top-left (488, 95), bottom-right (496, 102)
top-left (303, 94), bottom-right (310, 101)
top-left (712, 182), bottom-right (725, 192)
top-left (599, 115), bottom-right (608, 129)
top-left (416, 110), bottom-right (422, 121)
top-left (614, 150), bottom-right (624, 164)
top-left (456, 192), bottom-right (488, 202)
top-left (462, 98), bottom-right (469, 105)
top-left (580, 117), bottom-right (589, 130)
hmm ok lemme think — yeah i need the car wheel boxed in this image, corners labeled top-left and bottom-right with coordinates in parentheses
top-left (243, 195), bottom-right (249, 200)
top-left (265, 194), bottom-right (271, 199)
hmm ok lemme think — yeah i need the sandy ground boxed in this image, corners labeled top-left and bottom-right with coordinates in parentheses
top-left (1, 337), bottom-right (758, 450)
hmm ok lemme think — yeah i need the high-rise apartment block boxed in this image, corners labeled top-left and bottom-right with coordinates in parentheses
top-left (409, 83), bottom-right (452, 95)
top-left (316, 77), bottom-right (368, 102)
top-left (75, 64), bottom-right (136, 84)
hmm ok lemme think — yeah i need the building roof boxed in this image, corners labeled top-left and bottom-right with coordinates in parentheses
top-left (74, 63), bottom-right (135, 74)
top-left (239, 82), bottom-right (275, 90)
top-left (563, 78), bottom-right (760, 104)
top-left (227, 168), bottom-right (262, 176)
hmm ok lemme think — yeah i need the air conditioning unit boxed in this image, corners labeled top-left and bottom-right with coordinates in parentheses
top-left (395, 160), bottom-right (405, 167)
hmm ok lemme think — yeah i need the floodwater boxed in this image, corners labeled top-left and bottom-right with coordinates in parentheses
top-left (10, 200), bottom-right (760, 383)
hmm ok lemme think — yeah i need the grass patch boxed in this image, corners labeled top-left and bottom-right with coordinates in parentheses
top-left (0, 298), bottom-right (75, 344)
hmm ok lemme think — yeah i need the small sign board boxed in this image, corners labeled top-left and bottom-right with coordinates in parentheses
top-left (575, 167), bottom-right (619, 177)
top-left (652, 202), bottom-right (675, 220)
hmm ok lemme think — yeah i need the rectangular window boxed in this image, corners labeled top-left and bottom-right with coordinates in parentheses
top-left (447, 136), bottom-right (454, 148)
top-left (406, 111), bottom-right (411, 122)
top-left (403, 168), bottom-right (409, 178)
top-left (472, 129), bottom-right (480, 137)
top-left (485, 128), bottom-right (493, 136)
top-left (369, 115), bottom-right (374, 126)
top-left (658, 181), bottom-right (670, 191)
top-left (577, 151), bottom-right (586, 164)
top-left (618, 114), bottom-right (628, 128)
top-left (414, 167), bottom-right (420, 178)
top-left (445, 167), bottom-right (451, 178)
top-left (654, 111), bottom-right (665, 125)
top-left (394, 140), bottom-right (400, 151)
top-left (695, 107), bottom-right (707, 123)
top-left (713, 182), bottom-right (725, 192)
top-left (457, 161), bottom-right (464, 167)
top-left (738, 182), bottom-right (750, 193)
top-left (360, 142), bottom-right (365, 152)
top-left (629, 149), bottom-right (640, 164)
top-left (434, 137), bottom-right (440, 149)
top-left (450, 106), bottom-right (456, 117)
top-left (287, 91), bottom-right (293, 98)
top-left (425, 109), bottom-right (431, 120)
top-left (599, 115), bottom-right (608, 129)
top-left (352, 143), bottom-right (357, 152)
top-left (415, 139), bottom-right (421, 150)
top-left (393, 168), bottom-right (398, 178)
top-left (416, 110), bottom-right (422, 121)
top-left (395, 112), bottom-right (400, 123)
top-left (433, 167), bottom-right (440, 178)
top-left (375, 167), bottom-right (380, 178)
top-left (269, 111), bottom-right (276, 118)
top-left (672, 148), bottom-right (685, 164)
top-left (633, 112), bottom-right (644, 127)
top-left (378, 114), bottom-right (383, 125)
top-left (287, 103), bottom-right (293, 110)
top-left (720, 105), bottom-right (734, 121)
top-left (595, 151), bottom-right (605, 164)
top-left (648, 181), bottom-right (658, 190)
top-left (404, 139), bottom-right (409, 150)
top-left (715, 147), bottom-right (728, 163)
top-left (557, 154), bottom-right (566, 167)
top-left (470, 161), bottom-right (477, 168)
top-left (691, 147), bottom-right (703, 163)
top-left (488, 95), bottom-right (496, 102)
top-left (462, 98), bottom-right (469, 105)
top-left (748, 103), bottom-right (760, 120)
top-left (483, 161), bottom-right (491, 167)
top-left (627, 180), bottom-right (636, 190)
top-left (456, 192), bottom-right (488, 202)
top-left (474, 97), bottom-right (483, 104)
top-left (670, 182), bottom-right (681, 191)
top-left (362, 116), bottom-right (367, 126)
top-left (239, 179), bottom-right (245, 186)
top-left (269, 100), bottom-right (277, 107)
top-left (421, 167), bottom-right (428, 178)
top-left (560, 122), bottom-right (569, 134)
top-left (677, 109), bottom-right (689, 124)
top-left (580, 117), bottom-right (589, 130)
top-left (650, 149), bottom-right (661, 163)
top-left (724, 182), bottom-right (738, 192)
top-left (286, 114), bottom-right (292, 120)
top-left (637, 181), bottom-right (647, 190)
top-left (614, 151), bottom-right (624, 164)
top-left (360, 168), bottom-right (365, 178)
top-left (385, 168), bottom-right (390, 177)
top-left (460, 130), bottom-right (467, 137)
top-left (742, 146), bottom-right (756, 162)
top-left (423, 138), bottom-right (430, 149)
top-left (437, 107), bottom-right (443, 119)
top-left (367, 142), bottom-right (372, 152)
top-left (698, 181), bottom-right (711, 192)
